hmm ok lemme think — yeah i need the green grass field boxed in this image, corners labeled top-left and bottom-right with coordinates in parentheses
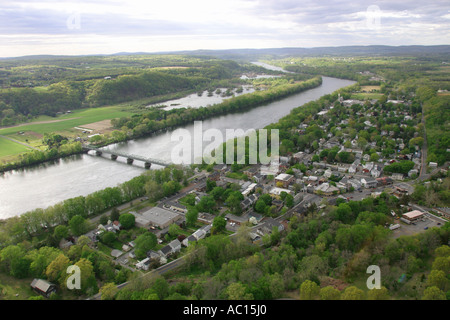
top-left (0, 106), bottom-right (134, 137)
top-left (350, 93), bottom-right (384, 100)
top-left (0, 106), bottom-right (136, 161)
top-left (0, 136), bottom-right (32, 158)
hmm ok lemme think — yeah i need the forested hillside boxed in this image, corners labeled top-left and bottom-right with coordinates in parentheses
top-left (0, 56), bottom-right (257, 126)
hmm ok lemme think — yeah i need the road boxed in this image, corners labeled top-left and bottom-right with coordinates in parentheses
top-left (0, 134), bottom-right (39, 151)
top-left (418, 108), bottom-right (429, 181)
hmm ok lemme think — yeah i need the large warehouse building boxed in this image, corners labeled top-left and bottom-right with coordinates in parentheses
top-left (132, 207), bottom-right (182, 229)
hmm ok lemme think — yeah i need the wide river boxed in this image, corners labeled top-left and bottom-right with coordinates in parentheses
top-left (0, 74), bottom-right (355, 219)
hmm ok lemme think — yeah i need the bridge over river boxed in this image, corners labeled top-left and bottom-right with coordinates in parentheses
top-left (82, 145), bottom-right (172, 168)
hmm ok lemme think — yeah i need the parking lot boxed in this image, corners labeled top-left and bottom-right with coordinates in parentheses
top-left (391, 214), bottom-right (445, 238)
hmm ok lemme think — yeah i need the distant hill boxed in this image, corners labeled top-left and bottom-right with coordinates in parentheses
top-left (162, 45), bottom-right (450, 60)
top-left (2, 45), bottom-right (449, 61)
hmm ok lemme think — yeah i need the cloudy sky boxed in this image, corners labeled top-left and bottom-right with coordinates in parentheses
top-left (1, 0), bottom-right (449, 57)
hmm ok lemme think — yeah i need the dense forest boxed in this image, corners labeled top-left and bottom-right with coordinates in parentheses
top-left (0, 56), bottom-right (270, 126)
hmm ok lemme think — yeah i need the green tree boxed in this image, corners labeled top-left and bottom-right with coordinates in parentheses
top-left (212, 216), bottom-right (227, 235)
top-left (426, 270), bottom-right (449, 292)
top-left (100, 283), bottom-right (119, 300)
top-left (168, 223), bottom-right (181, 238)
top-left (134, 232), bottom-right (157, 259)
top-left (101, 232), bottom-right (117, 247)
top-left (119, 213), bottom-right (135, 229)
top-left (225, 282), bottom-right (254, 300)
top-left (299, 280), bottom-right (319, 300)
top-left (341, 286), bottom-right (365, 300)
top-left (367, 286), bottom-right (390, 300)
top-left (53, 225), bottom-right (69, 241)
top-left (421, 286), bottom-right (446, 300)
top-left (69, 215), bottom-right (88, 236)
top-left (45, 254), bottom-right (70, 283)
top-left (319, 286), bottom-right (341, 300)
top-left (185, 208), bottom-right (199, 227)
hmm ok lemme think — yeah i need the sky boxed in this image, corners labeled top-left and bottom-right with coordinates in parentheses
top-left (0, 0), bottom-right (449, 57)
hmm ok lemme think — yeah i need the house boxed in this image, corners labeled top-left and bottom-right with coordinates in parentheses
top-left (168, 239), bottom-right (181, 254)
top-left (348, 164), bottom-right (357, 174)
top-left (293, 151), bottom-right (307, 163)
top-left (348, 178), bottom-right (362, 191)
top-left (408, 169), bottom-right (419, 178)
top-left (429, 162), bottom-right (438, 168)
top-left (147, 250), bottom-right (162, 262)
top-left (275, 173), bottom-right (294, 188)
top-left (391, 173), bottom-right (405, 181)
top-left (241, 183), bottom-right (257, 197)
top-left (182, 234), bottom-right (197, 247)
top-left (247, 211), bottom-right (264, 225)
top-left (252, 173), bottom-right (265, 183)
top-left (376, 177), bottom-right (393, 186)
top-left (361, 177), bottom-right (378, 189)
top-left (314, 183), bottom-right (340, 196)
top-left (208, 171), bottom-right (221, 181)
top-left (192, 228), bottom-right (207, 241)
top-left (213, 164), bottom-right (228, 172)
top-left (30, 279), bottom-right (57, 298)
top-left (370, 166), bottom-right (382, 178)
top-left (243, 166), bottom-right (259, 178)
top-left (136, 258), bottom-right (151, 271)
top-left (158, 239), bottom-right (181, 258)
top-left (256, 218), bottom-right (285, 236)
top-left (323, 169), bottom-right (333, 178)
top-left (225, 213), bottom-right (249, 226)
top-left (363, 162), bottom-right (374, 172)
top-left (165, 201), bottom-right (187, 214)
top-left (269, 187), bottom-right (293, 199)
top-left (240, 194), bottom-right (258, 211)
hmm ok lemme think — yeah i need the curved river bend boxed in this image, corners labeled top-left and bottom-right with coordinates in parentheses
top-left (0, 76), bottom-right (355, 219)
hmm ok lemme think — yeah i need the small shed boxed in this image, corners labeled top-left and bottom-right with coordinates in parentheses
top-left (30, 279), bottom-right (57, 298)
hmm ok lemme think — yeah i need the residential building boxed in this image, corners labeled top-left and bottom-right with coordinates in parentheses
top-left (275, 173), bottom-right (294, 188)
top-left (314, 183), bottom-right (340, 196)
top-left (391, 173), bottom-right (405, 181)
top-left (30, 279), bottom-right (57, 298)
top-left (256, 217), bottom-right (285, 236)
top-left (361, 177), bottom-right (378, 189)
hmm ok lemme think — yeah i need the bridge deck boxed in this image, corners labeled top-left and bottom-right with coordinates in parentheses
top-left (83, 145), bottom-right (171, 167)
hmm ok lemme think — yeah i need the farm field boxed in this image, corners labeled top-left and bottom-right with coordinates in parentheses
top-left (0, 106), bottom-right (136, 161)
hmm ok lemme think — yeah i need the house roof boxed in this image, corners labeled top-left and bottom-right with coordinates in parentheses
top-left (31, 279), bottom-right (54, 293)
top-left (275, 173), bottom-right (294, 181)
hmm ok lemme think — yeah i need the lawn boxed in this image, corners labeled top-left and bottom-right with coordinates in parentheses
top-left (0, 273), bottom-right (37, 300)
top-left (350, 92), bottom-right (384, 100)
top-left (0, 136), bottom-right (32, 158)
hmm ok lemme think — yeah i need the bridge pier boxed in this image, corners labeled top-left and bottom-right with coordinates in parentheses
top-left (127, 158), bottom-right (134, 165)
top-left (144, 162), bottom-right (152, 169)
top-left (111, 154), bottom-right (118, 161)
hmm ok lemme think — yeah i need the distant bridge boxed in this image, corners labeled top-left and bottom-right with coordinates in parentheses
top-left (82, 145), bottom-right (171, 168)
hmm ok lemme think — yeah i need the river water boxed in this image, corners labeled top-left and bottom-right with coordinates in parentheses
top-left (0, 75), bottom-right (354, 219)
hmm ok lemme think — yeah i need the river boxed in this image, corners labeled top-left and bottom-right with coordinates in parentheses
top-left (0, 74), bottom-right (355, 219)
